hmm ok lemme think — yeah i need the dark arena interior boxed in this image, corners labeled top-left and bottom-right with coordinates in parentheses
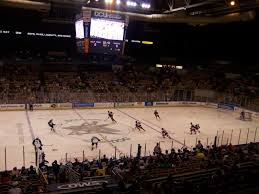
top-left (1, 0), bottom-right (259, 193)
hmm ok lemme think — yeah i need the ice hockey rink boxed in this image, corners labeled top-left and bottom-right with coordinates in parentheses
top-left (0, 106), bottom-right (258, 170)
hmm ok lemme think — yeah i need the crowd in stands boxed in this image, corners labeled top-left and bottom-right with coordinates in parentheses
top-left (1, 140), bottom-right (259, 193)
top-left (0, 165), bottom-right (44, 193)
top-left (0, 62), bottom-right (259, 108)
top-left (0, 64), bottom-right (41, 104)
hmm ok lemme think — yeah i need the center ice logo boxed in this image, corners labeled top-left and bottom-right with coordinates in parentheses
top-left (62, 120), bottom-right (121, 136)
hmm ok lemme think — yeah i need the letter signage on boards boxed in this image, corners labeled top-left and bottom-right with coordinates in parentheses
top-left (154, 102), bottom-right (169, 106)
top-left (94, 103), bottom-right (114, 108)
top-left (46, 180), bottom-right (109, 192)
top-left (93, 11), bottom-right (123, 20)
top-left (114, 102), bottom-right (134, 107)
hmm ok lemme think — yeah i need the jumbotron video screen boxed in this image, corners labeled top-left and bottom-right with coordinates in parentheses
top-left (90, 18), bottom-right (124, 41)
top-left (75, 10), bottom-right (126, 55)
top-left (89, 17), bottom-right (125, 54)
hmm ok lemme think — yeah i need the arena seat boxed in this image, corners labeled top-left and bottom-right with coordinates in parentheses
top-left (0, 184), bottom-right (10, 194)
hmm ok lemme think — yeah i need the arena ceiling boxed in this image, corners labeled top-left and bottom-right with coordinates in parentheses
top-left (0, 0), bottom-right (258, 24)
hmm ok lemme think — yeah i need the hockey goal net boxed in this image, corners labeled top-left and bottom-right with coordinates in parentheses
top-left (240, 111), bottom-right (252, 121)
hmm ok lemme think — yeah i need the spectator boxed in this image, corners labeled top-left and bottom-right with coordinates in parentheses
top-left (52, 160), bottom-right (60, 183)
top-left (137, 144), bottom-right (142, 159)
top-left (154, 143), bottom-right (162, 155)
top-left (28, 165), bottom-right (36, 178)
top-left (20, 166), bottom-right (28, 177)
top-left (196, 140), bottom-right (203, 150)
top-left (96, 165), bottom-right (106, 176)
top-left (11, 167), bottom-right (19, 179)
top-left (59, 162), bottom-right (66, 183)
top-left (101, 155), bottom-right (108, 164)
top-left (73, 158), bottom-right (81, 167)
top-left (196, 151), bottom-right (205, 159)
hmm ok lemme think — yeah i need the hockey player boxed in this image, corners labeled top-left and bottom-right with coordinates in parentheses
top-left (91, 136), bottom-right (101, 150)
top-left (240, 110), bottom-right (245, 120)
top-left (32, 137), bottom-right (43, 167)
top-left (195, 124), bottom-right (200, 133)
top-left (32, 137), bottom-right (43, 151)
top-left (190, 122), bottom-right (200, 135)
top-left (29, 103), bottom-right (33, 111)
top-left (161, 128), bottom-right (171, 139)
top-left (48, 119), bottom-right (56, 132)
top-left (108, 111), bottom-right (117, 123)
top-left (190, 122), bottom-right (195, 134)
top-left (154, 110), bottom-right (160, 120)
top-left (135, 121), bottom-right (145, 131)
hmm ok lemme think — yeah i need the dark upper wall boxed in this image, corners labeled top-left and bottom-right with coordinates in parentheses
top-left (0, 6), bottom-right (76, 55)
top-left (0, 6), bottom-right (258, 65)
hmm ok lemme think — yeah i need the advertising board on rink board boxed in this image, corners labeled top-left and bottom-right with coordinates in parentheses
top-left (134, 102), bottom-right (145, 107)
top-left (33, 103), bottom-right (72, 110)
top-left (114, 102), bottom-right (135, 108)
top-left (94, 103), bottom-right (114, 108)
top-left (73, 102), bottom-right (94, 108)
top-left (153, 101), bottom-right (199, 107)
top-left (0, 104), bottom-right (25, 110)
top-left (153, 101), bottom-right (218, 108)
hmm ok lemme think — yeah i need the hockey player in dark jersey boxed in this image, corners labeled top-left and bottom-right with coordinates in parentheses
top-left (195, 124), bottom-right (200, 133)
top-left (29, 103), bottom-right (33, 111)
top-left (48, 119), bottom-right (56, 132)
top-left (108, 111), bottom-right (117, 123)
top-left (161, 128), bottom-right (171, 139)
top-left (154, 110), bottom-right (160, 120)
top-left (190, 122), bottom-right (200, 134)
top-left (135, 121), bottom-right (145, 131)
top-left (240, 110), bottom-right (245, 120)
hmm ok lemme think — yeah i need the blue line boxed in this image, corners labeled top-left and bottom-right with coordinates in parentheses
top-left (115, 108), bottom-right (187, 147)
top-left (25, 110), bottom-right (35, 140)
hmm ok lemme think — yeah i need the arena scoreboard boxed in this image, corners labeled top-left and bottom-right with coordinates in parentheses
top-left (75, 9), bottom-right (128, 55)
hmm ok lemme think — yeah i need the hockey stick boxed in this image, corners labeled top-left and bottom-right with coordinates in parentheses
top-left (104, 117), bottom-right (110, 121)
top-left (55, 123), bottom-right (63, 128)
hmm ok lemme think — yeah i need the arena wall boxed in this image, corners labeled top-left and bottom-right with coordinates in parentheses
top-left (0, 101), bottom-right (257, 119)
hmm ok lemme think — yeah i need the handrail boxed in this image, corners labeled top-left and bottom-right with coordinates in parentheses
top-left (38, 167), bottom-right (48, 185)
top-left (112, 168), bottom-right (123, 181)
top-left (67, 166), bottom-right (80, 176)
top-left (66, 166), bottom-right (80, 183)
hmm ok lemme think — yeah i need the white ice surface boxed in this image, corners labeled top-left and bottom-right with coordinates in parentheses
top-left (0, 107), bottom-right (258, 170)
